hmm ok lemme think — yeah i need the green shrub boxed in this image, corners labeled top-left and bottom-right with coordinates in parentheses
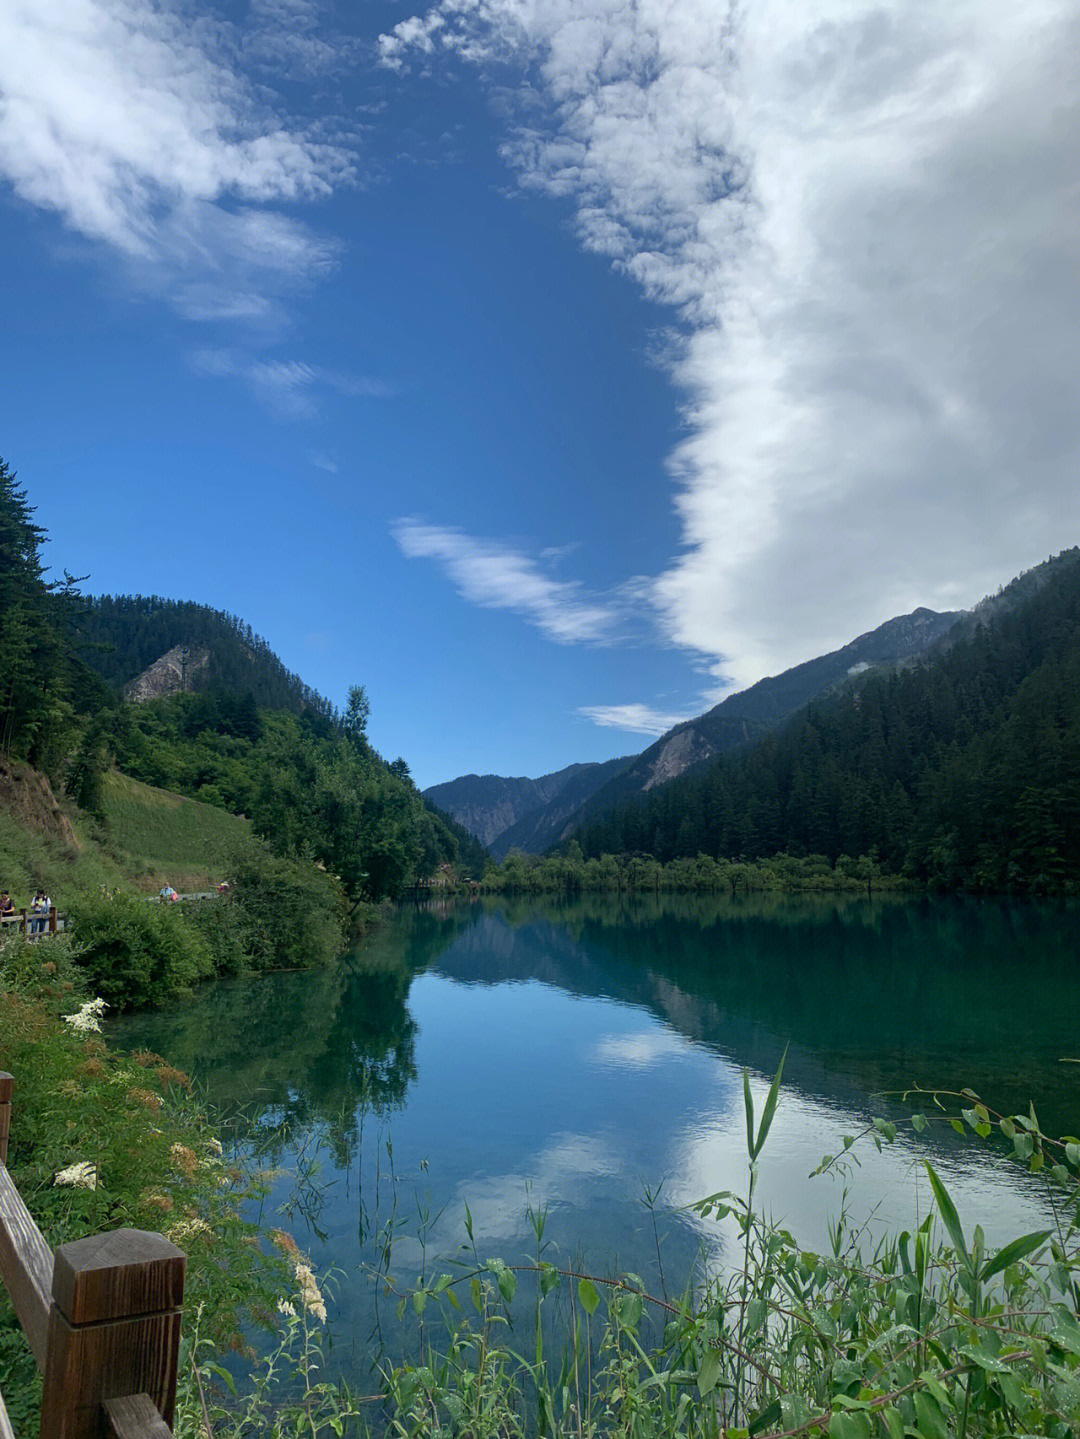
top-left (68, 892), bottom-right (214, 1007)
top-left (227, 848), bottom-right (346, 971)
top-left (183, 894), bottom-right (250, 975)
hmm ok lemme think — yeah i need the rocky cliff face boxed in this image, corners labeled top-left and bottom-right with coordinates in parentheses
top-left (125, 646), bottom-right (210, 702)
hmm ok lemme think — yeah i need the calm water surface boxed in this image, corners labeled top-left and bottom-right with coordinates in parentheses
top-left (112, 892), bottom-right (1080, 1374)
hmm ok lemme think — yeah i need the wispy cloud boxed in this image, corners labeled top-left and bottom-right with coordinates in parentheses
top-left (392, 521), bottom-right (623, 644)
top-left (190, 348), bottom-right (390, 418)
top-left (0, 0), bottom-right (355, 318)
top-left (243, 0), bottom-right (361, 79)
top-left (576, 702), bottom-right (701, 737)
top-left (381, 0), bottom-right (1080, 697)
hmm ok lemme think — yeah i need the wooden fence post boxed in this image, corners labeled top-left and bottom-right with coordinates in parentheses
top-left (48, 906), bottom-right (57, 935)
top-left (0, 1073), bottom-right (11, 1167)
top-left (39, 1229), bottom-right (185, 1439)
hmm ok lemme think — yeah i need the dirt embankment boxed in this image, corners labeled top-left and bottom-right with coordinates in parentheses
top-left (0, 758), bottom-right (79, 848)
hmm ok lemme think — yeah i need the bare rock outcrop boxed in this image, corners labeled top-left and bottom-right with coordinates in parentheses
top-left (125, 646), bottom-right (210, 702)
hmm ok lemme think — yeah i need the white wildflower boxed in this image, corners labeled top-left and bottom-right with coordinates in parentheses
top-left (277, 1298), bottom-right (297, 1319)
top-left (168, 1216), bottom-right (212, 1242)
top-left (207, 1137), bottom-right (223, 1157)
top-left (63, 998), bottom-right (108, 1033)
top-left (294, 1261), bottom-right (327, 1323)
top-left (54, 1161), bottom-right (97, 1190)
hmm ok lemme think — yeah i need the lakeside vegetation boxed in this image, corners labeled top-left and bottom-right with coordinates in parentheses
top-left (481, 846), bottom-right (900, 894)
top-left (0, 935), bottom-right (292, 1435)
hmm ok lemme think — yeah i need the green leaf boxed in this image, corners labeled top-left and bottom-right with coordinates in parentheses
top-left (779, 1394), bottom-right (812, 1429)
top-left (578, 1278), bottom-right (600, 1316)
top-left (911, 1113), bottom-right (929, 1133)
top-left (496, 1267), bottom-right (517, 1304)
top-left (412, 1289), bottom-right (427, 1315)
top-left (745, 1296), bottom-right (768, 1334)
top-left (919, 1372), bottom-right (953, 1411)
top-left (1066, 1141), bottom-right (1080, 1168)
top-left (914, 1391), bottom-right (948, 1439)
top-left (207, 1364), bottom-right (237, 1395)
top-left (881, 1406), bottom-right (904, 1439)
top-left (958, 1343), bottom-right (1010, 1374)
top-left (539, 1262), bottom-right (561, 1297)
top-left (752, 1045), bottom-right (787, 1158)
top-left (743, 1069), bottom-right (756, 1160)
top-left (747, 1399), bottom-right (782, 1436)
top-left (950, 1118), bottom-right (966, 1135)
top-left (980, 1228), bottom-right (1049, 1283)
top-left (615, 1289), bottom-right (641, 1329)
top-left (925, 1161), bottom-right (969, 1268)
top-left (697, 1347), bottom-right (722, 1397)
top-left (470, 1277), bottom-right (483, 1313)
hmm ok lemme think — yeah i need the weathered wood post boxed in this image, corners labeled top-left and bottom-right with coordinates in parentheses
top-left (17, 910), bottom-right (26, 936)
top-left (39, 1229), bottom-right (186, 1439)
top-left (48, 906), bottom-right (58, 935)
top-left (0, 1072), bottom-right (11, 1166)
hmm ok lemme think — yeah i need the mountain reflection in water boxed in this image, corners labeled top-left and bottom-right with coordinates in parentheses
top-left (111, 892), bottom-right (1079, 1376)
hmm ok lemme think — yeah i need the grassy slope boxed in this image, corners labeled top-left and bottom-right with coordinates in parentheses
top-left (95, 771), bottom-right (254, 891)
top-left (0, 769), bottom-right (256, 911)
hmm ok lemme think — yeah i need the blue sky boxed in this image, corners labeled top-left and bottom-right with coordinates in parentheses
top-left (2, 1), bottom-right (1078, 788)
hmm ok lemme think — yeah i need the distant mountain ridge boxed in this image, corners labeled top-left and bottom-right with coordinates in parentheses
top-left (427, 603), bottom-right (962, 853)
top-left (425, 755), bottom-right (632, 852)
top-left (572, 546), bottom-right (1080, 891)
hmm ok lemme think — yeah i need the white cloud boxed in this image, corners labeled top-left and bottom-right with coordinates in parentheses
top-left (380, 0), bottom-right (1080, 695)
top-left (392, 521), bottom-right (623, 643)
top-left (0, 0), bottom-right (354, 315)
top-left (577, 702), bottom-right (700, 737)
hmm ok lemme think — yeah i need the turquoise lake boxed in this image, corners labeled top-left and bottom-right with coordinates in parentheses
top-left (111, 892), bottom-right (1080, 1377)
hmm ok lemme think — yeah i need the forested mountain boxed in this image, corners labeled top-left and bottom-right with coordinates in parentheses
top-left (424, 756), bottom-right (632, 850)
top-left (0, 456), bottom-right (478, 905)
top-left (433, 604), bottom-right (959, 855)
top-left (573, 549), bottom-right (1080, 893)
top-left (488, 754), bottom-right (637, 857)
top-left (72, 595), bottom-right (335, 718)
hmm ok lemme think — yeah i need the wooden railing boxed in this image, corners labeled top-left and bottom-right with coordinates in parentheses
top-left (0, 1073), bottom-right (185, 1439)
top-left (0, 909), bottom-right (66, 939)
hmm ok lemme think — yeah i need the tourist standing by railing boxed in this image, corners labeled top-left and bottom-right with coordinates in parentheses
top-left (29, 890), bottom-right (51, 937)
